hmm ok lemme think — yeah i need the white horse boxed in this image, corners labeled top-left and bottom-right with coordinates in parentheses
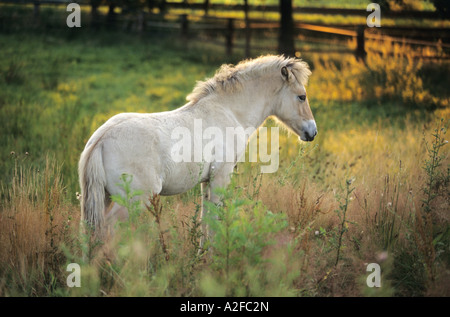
top-left (78, 55), bottom-right (317, 244)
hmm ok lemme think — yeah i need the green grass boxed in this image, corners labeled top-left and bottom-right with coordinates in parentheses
top-left (0, 28), bottom-right (230, 196)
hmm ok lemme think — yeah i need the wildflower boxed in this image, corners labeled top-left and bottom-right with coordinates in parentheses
top-left (315, 230), bottom-right (319, 236)
top-left (346, 177), bottom-right (355, 185)
top-left (10, 151), bottom-right (15, 156)
top-left (376, 251), bottom-right (388, 262)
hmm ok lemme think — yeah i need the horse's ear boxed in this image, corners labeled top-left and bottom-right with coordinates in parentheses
top-left (281, 66), bottom-right (290, 82)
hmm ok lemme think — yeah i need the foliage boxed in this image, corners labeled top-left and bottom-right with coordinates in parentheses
top-left (203, 179), bottom-right (288, 296)
top-left (334, 178), bottom-right (355, 266)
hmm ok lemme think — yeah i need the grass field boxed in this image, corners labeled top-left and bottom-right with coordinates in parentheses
top-left (0, 8), bottom-right (449, 297)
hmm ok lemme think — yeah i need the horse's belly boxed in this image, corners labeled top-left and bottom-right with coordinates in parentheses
top-left (159, 179), bottom-right (198, 196)
top-left (160, 162), bottom-right (210, 195)
top-left (159, 186), bottom-right (193, 196)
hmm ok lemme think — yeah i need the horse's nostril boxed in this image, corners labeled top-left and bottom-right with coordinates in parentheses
top-left (305, 131), bottom-right (315, 141)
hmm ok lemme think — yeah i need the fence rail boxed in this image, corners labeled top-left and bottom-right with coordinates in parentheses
top-left (165, 2), bottom-right (448, 19)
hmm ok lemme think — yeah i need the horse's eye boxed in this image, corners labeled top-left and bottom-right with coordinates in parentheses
top-left (298, 95), bottom-right (306, 101)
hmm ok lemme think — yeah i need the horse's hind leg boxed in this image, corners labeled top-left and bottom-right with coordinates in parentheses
top-left (104, 190), bottom-right (128, 234)
top-left (104, 201), bottom-right (127, 238)
top-left (106, 203), bottom-right (128, 224)
top-left (104, 173), bottom-right (162, 234)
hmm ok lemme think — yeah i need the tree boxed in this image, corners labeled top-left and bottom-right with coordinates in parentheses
top-left (244, 0), bottom-right (250, 57)
top-left (278, 0), bottom-right (295, 57)
top-left (431, 0), bottom-right (450, 18)
top-left (90, 0), bottom-right (103, 28)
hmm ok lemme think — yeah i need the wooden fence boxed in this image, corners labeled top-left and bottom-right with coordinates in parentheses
top-left (1, 0), bottom-right (449, 59)
top-left (3, 0), bottom-right (449, 19)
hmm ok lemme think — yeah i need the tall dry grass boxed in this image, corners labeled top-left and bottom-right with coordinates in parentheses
top-left (250, 117), bottom-right (449, 296)
top-left (0, 156), bottom-right (79, 296)
top-left (308, 38), bottom-right (449, 110)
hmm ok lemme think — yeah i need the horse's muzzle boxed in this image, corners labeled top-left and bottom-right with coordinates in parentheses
top-left (301, 120), bottom-right (318, 142)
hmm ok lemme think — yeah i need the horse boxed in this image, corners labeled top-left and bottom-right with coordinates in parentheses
top-left (78, 55), bottom-right (317, 245)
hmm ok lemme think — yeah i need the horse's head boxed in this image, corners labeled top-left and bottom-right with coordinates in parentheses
top-left (275, 63), bottom-right (317, 142)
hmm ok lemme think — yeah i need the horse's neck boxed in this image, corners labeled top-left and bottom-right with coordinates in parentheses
top-left (218, 78), bottom-right (277, 130)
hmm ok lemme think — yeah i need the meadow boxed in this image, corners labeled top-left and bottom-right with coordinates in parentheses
top-left (0, 12), bottom-right (449, 297)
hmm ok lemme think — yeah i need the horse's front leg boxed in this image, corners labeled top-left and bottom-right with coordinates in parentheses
top-left (199, 165), bottom-right (234, 250)
top-left (200, 181), bottom-right (211, 250)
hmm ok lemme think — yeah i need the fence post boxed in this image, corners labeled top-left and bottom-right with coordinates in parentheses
top-left (33, 0), bottom-right (40, 21)
top-left (356, 25), bottom-right (367, 61)
top-left (204, 0), bottom-right (210, 16)
top-left (226, 18), bottom-right (234, 56)
top-left (159, 0), bottom-right (167, 16)
top-left (180, 14), bottom-right (189, 39)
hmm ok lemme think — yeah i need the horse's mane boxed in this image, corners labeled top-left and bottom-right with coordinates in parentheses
top-left (186, 55), bottom-right (311, 104)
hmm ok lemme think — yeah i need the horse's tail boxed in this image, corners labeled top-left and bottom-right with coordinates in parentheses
top-left (78, 142), bottom-right (106, 237)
